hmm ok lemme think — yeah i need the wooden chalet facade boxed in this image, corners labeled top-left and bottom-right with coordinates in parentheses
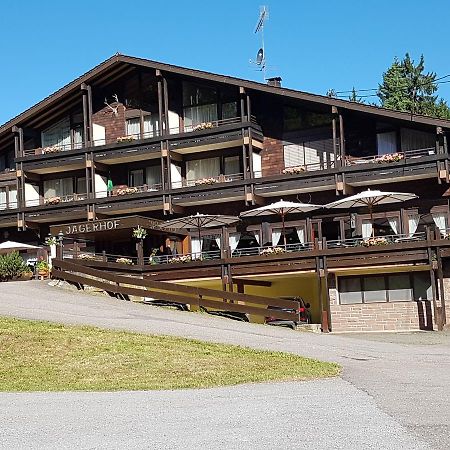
top-left (1, 54), bottom-right (450, 332)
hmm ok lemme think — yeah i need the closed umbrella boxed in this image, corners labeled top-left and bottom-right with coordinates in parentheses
top-left (325, 189), bottom-right (417, 237)
top-left (240, 200), bottom-right (321, 246)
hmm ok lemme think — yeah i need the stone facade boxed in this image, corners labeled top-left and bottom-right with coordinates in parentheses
top-left (92, 102), bottom-right (126, 144)
top-left (328, 276), bottom-right (448, 332)
top-left (261, 137), bottom-right (284, 176)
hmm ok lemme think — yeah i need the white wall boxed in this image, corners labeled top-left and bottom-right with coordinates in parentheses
top-left (95, 174), bottom-right (107, 198)
top-left (92, 124), bottom-right (106, 146)
top-left (25, 183), bottom-right (40, 207)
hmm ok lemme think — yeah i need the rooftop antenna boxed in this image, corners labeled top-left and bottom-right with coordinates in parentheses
top-left (249, 6), bottom-right (269, 81)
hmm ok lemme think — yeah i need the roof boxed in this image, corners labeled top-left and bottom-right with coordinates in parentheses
top-left (1, 53), bottom-right (449, 138)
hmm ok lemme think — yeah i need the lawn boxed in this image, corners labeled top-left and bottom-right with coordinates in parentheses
top-left (0, 317), bottom-right (339, 391)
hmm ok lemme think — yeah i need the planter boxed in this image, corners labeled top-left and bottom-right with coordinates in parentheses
top-left (194, 178), bottom-right (219, 186)
top-left (282, 166), bottom-right (306, 175)
top-left (117, 136), bottom-right (136, 143)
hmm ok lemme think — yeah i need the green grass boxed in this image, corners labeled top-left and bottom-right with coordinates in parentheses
top-left (0, 317), bottom-right (339, 391)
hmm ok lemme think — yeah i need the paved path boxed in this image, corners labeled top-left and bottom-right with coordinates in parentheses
top-left (1, 281), bottom-right (449, 449)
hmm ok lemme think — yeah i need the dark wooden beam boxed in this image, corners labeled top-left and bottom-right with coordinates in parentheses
top-left (235, 278), bottom-right (272, 287)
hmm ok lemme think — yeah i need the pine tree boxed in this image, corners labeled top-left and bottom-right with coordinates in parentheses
top-left (349, 87), bottom-right (363, 103)
top-left (377, 54), bottom-right (450, 119)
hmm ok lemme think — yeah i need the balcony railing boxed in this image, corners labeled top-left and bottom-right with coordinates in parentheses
top-left (344, 147), bottom-right (436, 166)
top-left (326, 232), bottom-right (427, 249)
top-left (95, 183), bottom-right (163, 199)
top-left (21, 116), bottom-right (252, 158)
top-left (25, 193), bottom-right (88, 208)
top-left (281, 160), bottom-right (336, 175)
top-left (231, 242), bottom-right (315, 257)
top-left (0, 201), bottom-right (18, 210)
top-left (172, 173), bottom-right (244, 189)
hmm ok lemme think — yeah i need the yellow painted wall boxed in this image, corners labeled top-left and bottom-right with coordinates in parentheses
top-left (179, 273), bottom-right (321, 323)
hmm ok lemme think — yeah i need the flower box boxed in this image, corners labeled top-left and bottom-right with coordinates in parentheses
top-left (116, 187), bottom-right (139, 196)
top-left (45, 196), bottom-right (61, 206)
top-left (192, 122), bottom-right (214, 132)
top-left (194, 177), bottom-right (219, 186)
top-left (361, 237), bottom-right (389, 247)
top-left (282, 166), bottom-right (306, 175)
top-left (169, 255), bottom-right (192, 264)
top-left (116, 257), bottom-right (133, 265)
top-left (374, 153), bottom-right (404, 164)
top-left (260, 247), bottom-right (286, 256)
top-left (117, 135), bottom-right (136, 143)
top-left (41, 145), bottom-right (63, 154)
top-left (78, 253), bottom-right (96, 260)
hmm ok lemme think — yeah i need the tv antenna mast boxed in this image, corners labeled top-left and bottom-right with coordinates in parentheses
top-left (249, 6), bottom-right (269, 81)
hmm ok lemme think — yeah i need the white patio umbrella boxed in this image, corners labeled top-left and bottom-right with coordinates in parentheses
top-left (0, 241), bottom-right (41, 254)
top-left (325, 189), bottom-right (418, 237)
top-left (163, 213), bottom-right (240, 254)
top-left (239, 199), bottom-right (322, 246)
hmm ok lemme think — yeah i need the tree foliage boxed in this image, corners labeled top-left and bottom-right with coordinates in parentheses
top-left (377, 54), bottom-right (450, 119)
top-left (0, 251), bottom-right (29, 281)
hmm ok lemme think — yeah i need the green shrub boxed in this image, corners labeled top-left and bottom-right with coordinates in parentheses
top-left (36, 260), bottom-right (49, 271)
top-left (0, 252), bottom-right (29, 281)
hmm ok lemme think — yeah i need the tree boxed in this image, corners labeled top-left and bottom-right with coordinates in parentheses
top-left (377, 54), bottom-right (450, 119)
top-left (349, 87), bottom-right (363, 103)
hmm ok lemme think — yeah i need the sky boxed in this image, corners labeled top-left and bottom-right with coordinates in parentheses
top-left (1, 0), bottom-right (450, 125)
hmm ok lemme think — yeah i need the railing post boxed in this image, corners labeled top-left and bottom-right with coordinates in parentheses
top-left (102, 250), bottom-right (107, 262)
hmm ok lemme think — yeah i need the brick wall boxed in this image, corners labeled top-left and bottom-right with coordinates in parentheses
top-left (92, 102), bottom-right (126, 144)
top-left (328, 276), bottom-right (437, 332)
top-left (261, 137), bottom-right (284, 176)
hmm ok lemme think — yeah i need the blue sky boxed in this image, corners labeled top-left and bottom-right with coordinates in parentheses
top-left (1, 0), bottom-right (449, 125)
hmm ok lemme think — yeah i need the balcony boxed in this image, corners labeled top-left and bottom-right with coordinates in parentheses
top-left (58, 230), bottom-right (444, 284)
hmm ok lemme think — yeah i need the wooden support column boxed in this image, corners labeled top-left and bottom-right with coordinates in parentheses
top-left (331, 106), bottom-right (338, 165)
top-left (163, 77), bottom-right (170, 135)
top-left (436, 245), bottom-right (446, 329)
top-left (81, 84), bottom-right (89, 145)
top-left (157, 70), bottom-right (164, 136)
top-left (339, 112), bottom-right (345, 162)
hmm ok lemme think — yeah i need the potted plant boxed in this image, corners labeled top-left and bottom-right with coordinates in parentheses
top-left (132, 226), bottom-right (148, 240)
top-left (36, 260), bottom-right (49, 277)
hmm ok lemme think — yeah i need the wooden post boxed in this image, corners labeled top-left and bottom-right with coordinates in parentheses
top-left (331, 106), bottom-right (338, 167)
top-left (136, 240), bottom-right (144, 266)
top-left (81, 84), bottom-right (89, 146)
top-left (435, 246), bottom-right (446, 328)
top-left (339, 113), bottom-right (345, 162)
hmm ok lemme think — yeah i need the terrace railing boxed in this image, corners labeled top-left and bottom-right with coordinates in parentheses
top-left (22, 116), bottom-right (253, 158)
top-left (344, 147), bottom-right (436, 167)
top-left (172, 173), bottom-right (244, 189)
top-left (95, 183), bottom-right (163, 199)
top-left (326, 232), bottom-right (427, 249)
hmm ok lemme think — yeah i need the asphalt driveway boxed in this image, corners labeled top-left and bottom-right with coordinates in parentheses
top-left (1, 280), bottom-right (449, 449)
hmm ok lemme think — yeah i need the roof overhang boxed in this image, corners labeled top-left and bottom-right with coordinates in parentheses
top-left (2, 53), bottom-right (450, 140)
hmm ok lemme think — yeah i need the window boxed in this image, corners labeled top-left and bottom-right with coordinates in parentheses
top-left (377, 131), bottom-right (397, 155)
top-left (146, 166), bottom-right (162, 189)
top-left (42, 118), bottom-right (71, 150)
top-left (76, 177), bottom-right (86, 195)
top-left (338, 272), bottom-right (431, 304)
top-left (8, 189), bottom-right (17, 208)
top-left (129, 169), bottom-right (144, 187)
top-left (126, 118), bottom-right (141, 138)
top-left (339, 277), bottom-right (363, 305)
top-left (183, 82), bottom-right (218, 131)
top-left (43, 178), bottom-right (73, 199)
top-left (388, 274), bottom-right (412, 302)
top-left (0, 188), bottom-right (6, 209)
top-left (283, 139), bottom-right (334, 170)
top-left (363, 276), bottom-right (387, 303)
top-left (224, 156), bottom-right (240, 175)
top-left (186, 157), bottom-right (220, 184)
top-left (143, 115), bottom-right (159, 138)
top-left (222, 102), bottom-right (237, 120)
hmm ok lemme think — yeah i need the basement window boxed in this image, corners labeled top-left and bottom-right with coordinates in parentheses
top-left (338, 272), bottom-right (431, 305)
